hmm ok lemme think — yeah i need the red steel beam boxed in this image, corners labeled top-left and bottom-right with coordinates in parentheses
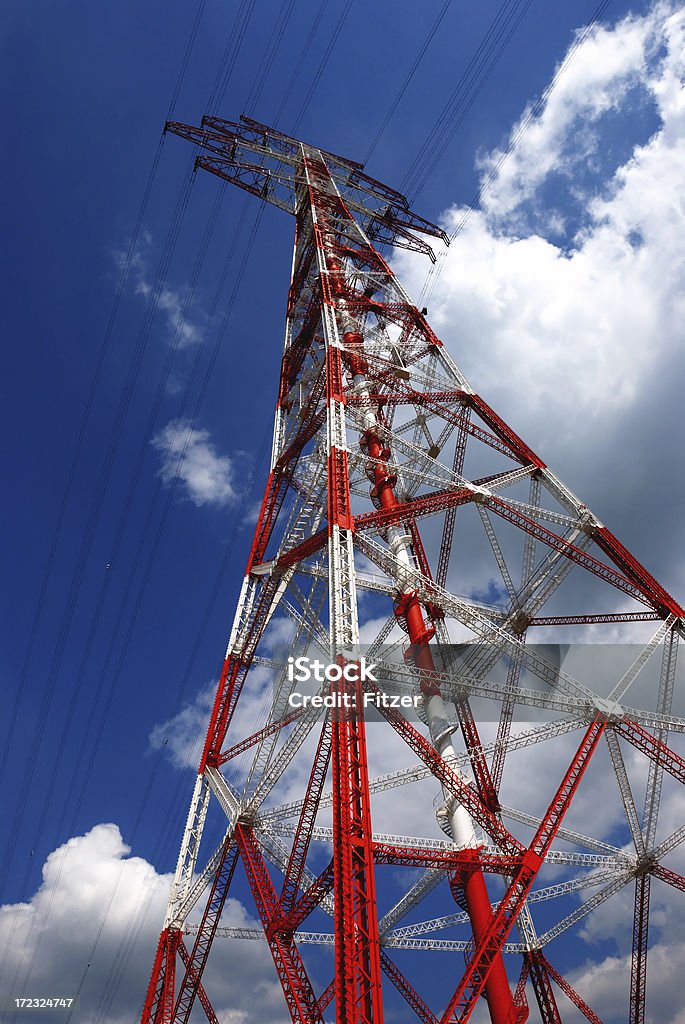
top-left (283, 859), bottom-right (335, 932)
top-left (173, 839), bottom-right (238, 1023)
top-left (615, 722), bottom-right (685, 786)
top-left (346, 388), bottom-right (466, 408)
top-left (235, 824), bottom-right (324, 1024)
top-left (540, 953), bottom-right (603, 1024)
top-left (355, 486), bottom-right (474, 533)
top-left (141, 927), bottom-right (181, 1024)
top-left (527, 951), bottom-right (563, 1024)
top-left (438, 716), bottom-right (606, 1023)
top-left (177, 941), bottom-right (220, 1024)
top-left (331, 678), bottom-right (385, 1024)
top-left (373, 842), bottom-right (521, 875)
top-left (652, 863), bottom-right (685, 893)
top-left (359, 365), bottom-right (527, 464)
top-left (487, 498), bottom-right (654, 609)
top-left (513, 958), bottom-right (530, 1022)
top-left (279, 722), bottom-right (332, 916)
top-left (201, 580), bottom-right (284, 768)
top-left (463, 394), bottom-right (545, 469)
top-left (380, 949), bottom-right (439, 1024)
top-left (594, 527), bottom-right (684, 618)
top-left (316, 979), bottom-right (336, 1016)
top-left (276, 527), bottom-right (328, 569)
top-left (219, 707), bottom-right (306, 764)
top-left (455, 696), bottom-right (501, 813)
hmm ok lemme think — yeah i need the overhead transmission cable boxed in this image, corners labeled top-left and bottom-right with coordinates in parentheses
top-left (272, 0), bottom-right (331, 128)
top-left (0, 170), bottom-right (199, 1010)
top-left (412, 0), bottom-right (536, 200)
top-left (0, 163), bottom-right (196, 912)
top-left (207, 0), bottom-right (260, 113)
top-left (417, 0), bottom-right (612, 311)
top-left (6, 201), bottom-right (266, 1018)
top-left (91, 432), bottom-right (275, 1024)
top-left (0, 0), bottom-right (211, 806)
top-left (402, 0), bottom-right (534, 200)
top-left (1, 181), bottom-right (227, 1004)
top-left (0, 0), bottom-right (260, 919)
top-left (243, 0), bottom-right (299, 117)
top-left (67, 216), bottom-right (271, 1024)
top-left (0, 0), bottom-right (212, 883)
top-left (290, 0), bottom-right (356, 135)
top-left (165, 0), bottom-right (208, 121)
top-left (363, 0), bottom-right (454, 165)
top-left (6, 0), bottom-right (279, 1003)
top-left (6, 4), bottom-right (268, 998)
top-left (448, 0), bottom-right (613, 239)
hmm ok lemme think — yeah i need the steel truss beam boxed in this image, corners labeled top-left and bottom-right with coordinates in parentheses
top-left (141, 928), bottom-right (180, 1024)
top-left (540, 952), bottom-right (604, 1024)
top-left (616, 721), bottom-right (685, 785)
top-left (527, 949), bottom-right (563, 1024)
top-left (173, 837), bottom-right (238, 1023)
top-left (380, 950), bottom-right (438, 1024)
top-left (235, 824), bottom-right (324, 1023)
top-left (630, 873), bottom-right (650, 1024)
top-left (331, 679), bottom-right (384, 1024)
top-left (652, 863), bottom-right (685, 893)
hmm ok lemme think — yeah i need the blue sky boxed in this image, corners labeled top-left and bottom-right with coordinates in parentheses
top-left (2, 1), bottom-right (685, 1021)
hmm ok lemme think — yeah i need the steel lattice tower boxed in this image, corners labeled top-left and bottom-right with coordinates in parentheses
top-left (141, 116), bottom-right (685, 1024)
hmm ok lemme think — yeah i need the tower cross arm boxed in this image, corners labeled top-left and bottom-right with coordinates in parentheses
top-left (164, 114), bottom-right (448, 257)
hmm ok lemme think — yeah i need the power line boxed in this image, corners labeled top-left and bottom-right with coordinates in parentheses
top-left (363, 0), bottom-right (454, 165)
top-left (4, 0), bottom-right (285, 988)
top-left (243, 0), bottom-right (299, 117)
top-left (0, 0), bottom-right (211, 889)
top-left (3, 1), bottom-right (283, 1014)
top-left (206, 0), bottom-right (260, 114)
top-left (1, 184), bottom-right (226, 1003)
top-left (272, 0), bottom-right (331, 128)
top-left (166, 0), bottom-right (208, 121)
top-left (290, 0), bottom-right (356, 136)
top-left (412, 0), bottom-right (535, 200)
top-left (91, 420), bottom-right (273, 1024)
top-left (4, 202), bottom-right (267, 1017)
top-left (402, 0), bottom-right (534, 200)
top-left (0, 164), bottom-right (197, 911)
top-left (0, 136), bottom-right (163, 797)
top-left (418, 0), bottom-right (613, 311)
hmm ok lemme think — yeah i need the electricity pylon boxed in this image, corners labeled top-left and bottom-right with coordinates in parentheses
top-left (141, 115), bottom-right (685, 1024)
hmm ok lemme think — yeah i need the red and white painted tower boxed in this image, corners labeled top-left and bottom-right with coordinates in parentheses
top-left (141, 116), bottom-right (685, 1024)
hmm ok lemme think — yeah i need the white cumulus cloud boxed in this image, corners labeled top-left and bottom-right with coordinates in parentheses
top-left (114, 230), bottom-right (204, 348)
top-left (151, 419), bottom-right (237, 508)
top-left (397, 0), bottom-right (685, 600)
top-left (479, 9), bottom-right (656, 221)
top-left (0, 824), bottom-right (284, 1024)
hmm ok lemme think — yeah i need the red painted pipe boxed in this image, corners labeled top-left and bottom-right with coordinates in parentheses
top-left (327, 216), bottom-right (517, 1023)
top-left (361, 412), bottom-right (518, 1024)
